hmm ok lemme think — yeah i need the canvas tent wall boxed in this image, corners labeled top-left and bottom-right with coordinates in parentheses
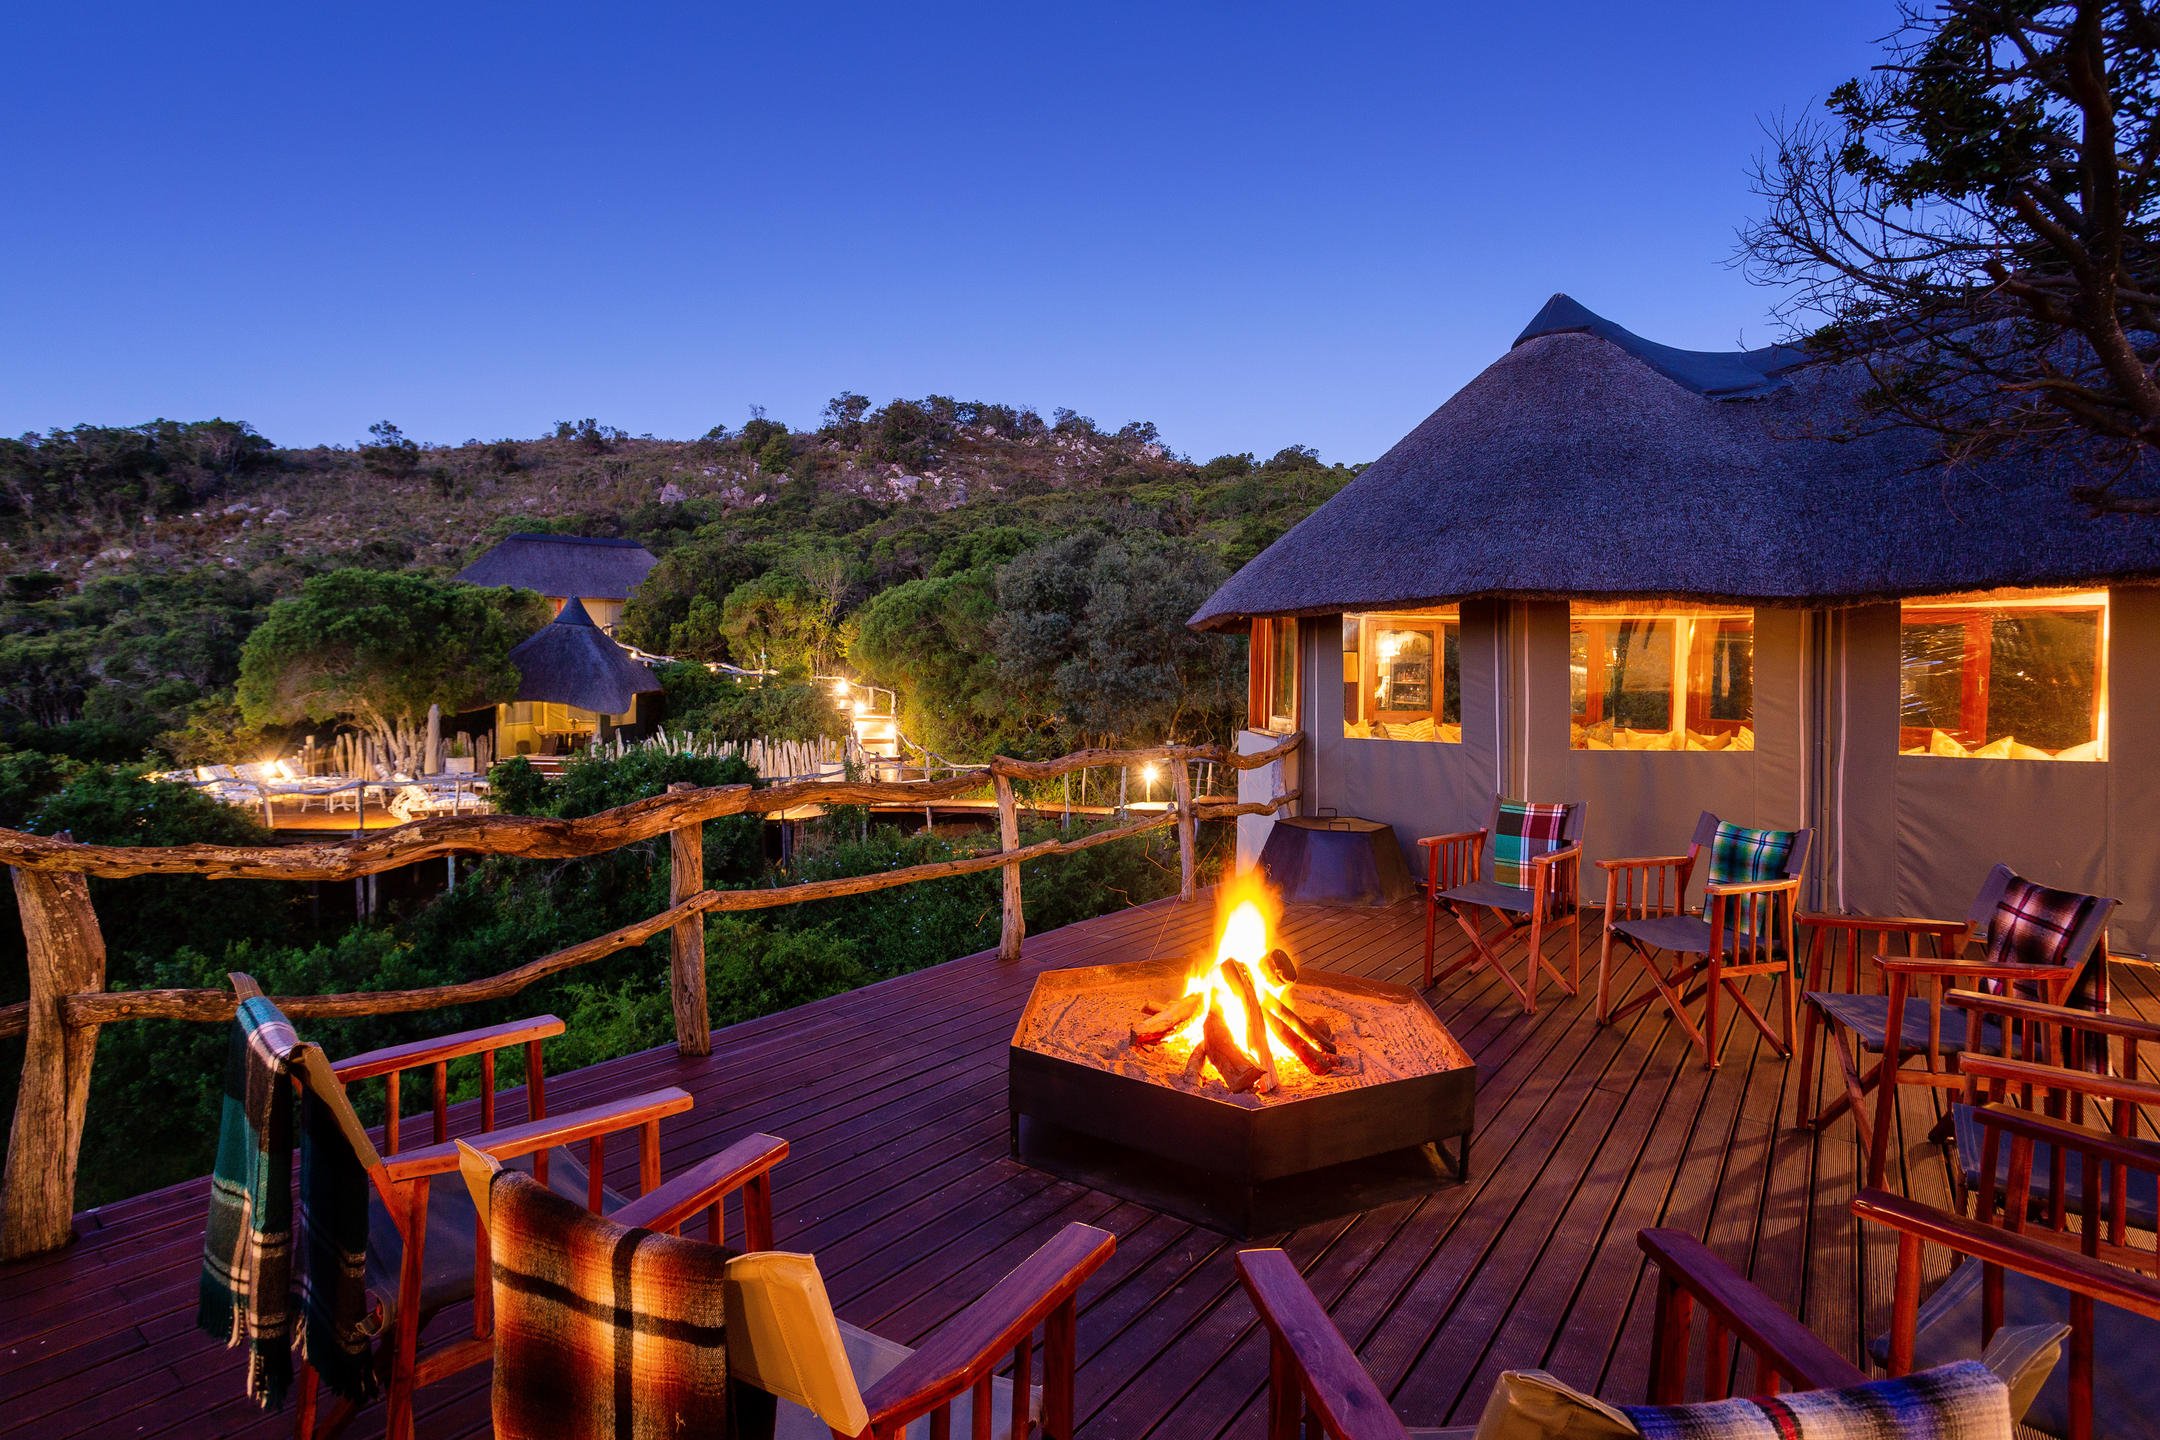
top-left (1195, 295), bottom-right (2160, 954)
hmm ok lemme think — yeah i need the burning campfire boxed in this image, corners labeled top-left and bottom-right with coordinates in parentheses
top-left (1130, 874), bottom-right (1340, 1093)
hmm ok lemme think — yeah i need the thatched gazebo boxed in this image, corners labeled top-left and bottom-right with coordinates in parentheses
top-left (496, 598), bottom-right (663, 756)
top-left (1192, 294), bottom-right (2160, 952)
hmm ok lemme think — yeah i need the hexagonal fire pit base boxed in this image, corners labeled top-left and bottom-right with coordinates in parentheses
top-left (1009, 957), bottom-right (1476, 1236)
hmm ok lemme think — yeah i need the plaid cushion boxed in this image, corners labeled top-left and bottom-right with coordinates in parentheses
top-left (489, 1168), bottom-right (734, 1440)
top-left (1705, 821), bottom-right (1797, 888)
top-left (198, 996), bottom-right (301, 1407)
top-left (1981, 872), bottom-right (2102, 1007)
top-left (1491, 800), bottom-right (1571, 890)
top-left (1620, 1360), bottom-right (2009, 1439)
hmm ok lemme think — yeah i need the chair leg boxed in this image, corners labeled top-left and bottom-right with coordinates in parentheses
top-left (1570, 910), bottom-right (1583, 995)
top-left (1596, 921), bottom-right (1618, 1024)
top-left (295, 1365), bottom-right (318, 1440)
top-left (1703, 955), bottom-right (1721, 1070)
top-left (1524, 909), bottom-right (1546, 1016)
top-left (1795, 999), bottom-right (1823, 1127)
top-left (1868, 1061), bottom-right (1900, 1189)
top-left (386, 1182), bottom-right (429, 1440)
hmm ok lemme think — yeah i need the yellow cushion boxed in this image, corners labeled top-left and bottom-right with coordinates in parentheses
top-left (1471, 1370), bottom-right (1635, 1440)
top-left (725, 1251), bottom-right (872, 1438)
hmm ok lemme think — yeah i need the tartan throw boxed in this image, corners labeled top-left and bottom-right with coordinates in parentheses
top-left (198, 995), bottom-right (301, 1408)
top-left (1620, 1360), bottom-right (2010, 1439)
top-left (1704, 822), bottom-right (1796, 946)
top-left (296, 1088), bottom-right (378, 1404)
top-left (488, 1167), bottom-right (735, 1440)
top-left (1491, 800), bottom-right (1570, 890)
top-left (1981, 872), bottom-right (2102, 1007)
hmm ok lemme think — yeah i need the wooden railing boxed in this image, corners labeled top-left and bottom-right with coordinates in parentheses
top-left (0, 734), bottom-right (1301, 1259)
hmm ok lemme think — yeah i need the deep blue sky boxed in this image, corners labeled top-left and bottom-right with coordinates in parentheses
top-left (1, 3), bottom-right (1899, 464)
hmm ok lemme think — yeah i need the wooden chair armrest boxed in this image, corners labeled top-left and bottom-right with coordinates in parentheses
top-left (1873, 956), bottom-right (2078, 983)
top-left (612, 1132), bottom-right (789, 1236)
top-left (1852, 1188), bottom-right (2160, 1320)
top-left (860, 1223), bottom-right (1116, 1433)
top-left (1964, 1099), bottom-right (2160, 1177)
top-left (1945, 988), bottom-right (2160, 1042)
top-left (1703, 877), bottom-right (1801, 898)
top-left (1416, 830), bottom-right (1486, 849)
top-left (1596, 854), bottom-right (1691, 873)
top-left (334, 1015), bottom-right (566, 1082)
top-left (1529, 843), bottom-right (1582, 869)
top-left (1635, 1229), bottom-right (1865, 1392)
top-left (1797, 912), bottom-right (1969, 937)
top-left (380, 1086), bottom-right (693, 1181)
top-left (1236, 1248), bottom-right (1413, 1440)
top-left (1960, 1056), bottom-right (2160, 1112)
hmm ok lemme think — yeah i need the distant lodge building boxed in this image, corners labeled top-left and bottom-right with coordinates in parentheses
top-left (1193, 296), bottom-right (2160, 953)
top-left (455, 533), bottom-right (663, 756)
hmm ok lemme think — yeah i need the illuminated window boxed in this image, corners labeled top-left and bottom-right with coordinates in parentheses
top-left (1342, 608), bottom-right (1460, 742)
top-left (1570, 604), bottom-right (1754, 752)
top-left (1247, 618), bottom-right (1299, 734)
top-left (1898, 589), bottom-right (2107, 760)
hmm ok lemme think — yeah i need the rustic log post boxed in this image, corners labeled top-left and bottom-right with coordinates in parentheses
top-left (665, 782), bottom-right (710, 1057)
top-left (1172, 755), bottom-right (1196, 902)
top-left (995, 770), bottom-right (1023, 962)
top-left (1, 868), bottom-right (109, 1259)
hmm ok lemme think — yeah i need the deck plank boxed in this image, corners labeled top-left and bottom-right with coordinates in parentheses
top-left (6, 893), bottom-right (2157, 1438)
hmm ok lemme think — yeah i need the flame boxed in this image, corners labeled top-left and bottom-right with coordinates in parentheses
top-left (1166, 869), bottom-right (1306, 1078)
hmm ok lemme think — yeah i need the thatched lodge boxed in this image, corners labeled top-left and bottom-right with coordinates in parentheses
top-left (1192, 295), bottom-right (2160, 952)
top-left (454, 531), bottom-right (657, 634)
top-left (492, 597), bottom-right (663, 756)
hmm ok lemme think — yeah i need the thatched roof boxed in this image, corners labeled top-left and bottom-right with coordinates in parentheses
top-left (1190, 296), bottom-right (2160, 631)
top-left (456, 533), bottom-right (657, 600)
top-left (507, 599), bottom-right (663, 715)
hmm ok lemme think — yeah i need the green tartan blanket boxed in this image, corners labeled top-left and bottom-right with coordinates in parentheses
top-left (198, 995), bottom-right (301, 1407)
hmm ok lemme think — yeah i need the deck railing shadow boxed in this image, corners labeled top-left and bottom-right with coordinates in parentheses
top-left (0, 733), bottom-right (1301, 1260)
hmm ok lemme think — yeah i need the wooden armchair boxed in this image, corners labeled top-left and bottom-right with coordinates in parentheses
top-left (1949, 1001), bottom-right (2160, 1235)
top-left (1795, 866), bottom-right (2118, 1188)
top-left (1856, 1100), bottom-right (2160, 1440)
top-left (459, 1145), bottom-right (1114, 1440)
top-left (1236, 1229), bottom-right (1864, 1439)
top-left (219, 976), bottom-right (786, 1440)
top-left (1418, 796), bottom-right (1586, 1013)
top-left (1596, 811), bottom-right (1810, 1070)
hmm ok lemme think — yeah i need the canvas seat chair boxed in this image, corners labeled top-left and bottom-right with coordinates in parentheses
top-left (1418, 797), bottom-right (1585, 1014)
top-left (1794, 865), bottom-right (2118, 1189)
top-left (1237, 1226), bottom-right (2062, 1439)
top-left (1934, 994), bottom-right (2160, 1233)
top-left (1856, 1104), bottom-right (2160, 1440)
top-left (456, 1144), bottom-right (1115, 1440)
top-left (1595, 812), bottom-right (1811, 1070)
top-left (217, 975), bottom-right (786, 1440)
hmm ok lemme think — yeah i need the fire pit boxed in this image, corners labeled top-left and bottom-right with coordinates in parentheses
top-left (1009, 877), bottom-right (1476, 1234)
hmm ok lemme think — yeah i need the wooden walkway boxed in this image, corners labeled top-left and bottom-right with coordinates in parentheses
top-left (5, 895), bottom-right (2153, 1438)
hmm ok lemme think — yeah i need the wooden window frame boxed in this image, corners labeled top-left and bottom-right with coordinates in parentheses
top-left (1248, 618), bottom-right (1300, 734)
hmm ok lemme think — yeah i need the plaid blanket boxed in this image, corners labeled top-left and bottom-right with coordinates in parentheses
top-left (1981, 872), bottom-right (2102, 1007)
top-left (488, 1168), bottom-right (734, 1440)
top-left (1621, 1360), bottom-right (2009, 1439)
top-left (1491, 800), bottom-right (1571, 890)
top-left (1705, 821), bottom-right (1795, 888)
top-left (198, 996), bottom-right (301, 1407)
top-left (297, 1088), bottom-right (378, 1404)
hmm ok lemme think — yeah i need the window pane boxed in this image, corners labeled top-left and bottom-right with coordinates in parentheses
top-left (1341, 607), bottom-right (1460, 742)
top-left (1571, 605), bottom-right (1754, 751)
top-left (1269, 619), bottom-right (1296, 723)
top-left (1899, 590), bottom-right (2106, 760)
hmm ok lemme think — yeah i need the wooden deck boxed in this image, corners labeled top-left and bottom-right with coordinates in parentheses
top-left (6, 894), bottom-right (2154, 1438)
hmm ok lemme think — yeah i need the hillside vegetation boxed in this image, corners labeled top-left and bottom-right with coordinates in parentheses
top-left (0, 397), bottom-right (1354, 761)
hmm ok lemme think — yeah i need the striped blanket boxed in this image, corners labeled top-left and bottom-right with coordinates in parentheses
top-left (198, 996), bottom-right (301, 1407)
top-left (1621, 1360), bottom-right (2011, 1439)
top-left (487, 1167), bottom-right (734, 1440)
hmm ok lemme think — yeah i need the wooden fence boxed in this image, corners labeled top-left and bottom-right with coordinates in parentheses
top-left (0, 734), bottom-right (1301, 1259)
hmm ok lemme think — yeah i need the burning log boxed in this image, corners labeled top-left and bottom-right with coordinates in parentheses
top-left (1258, 947), bottom-right (1297, 987)
top-left (1130, 992), bottom-right (1203, 1046)
top-left (1220, 961), bottom-right (1278, 1091)
top-left (1262, 996), bottom-right (1338, 1076)
top-left (1199, 1007), bottom-right (1263, 1092)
